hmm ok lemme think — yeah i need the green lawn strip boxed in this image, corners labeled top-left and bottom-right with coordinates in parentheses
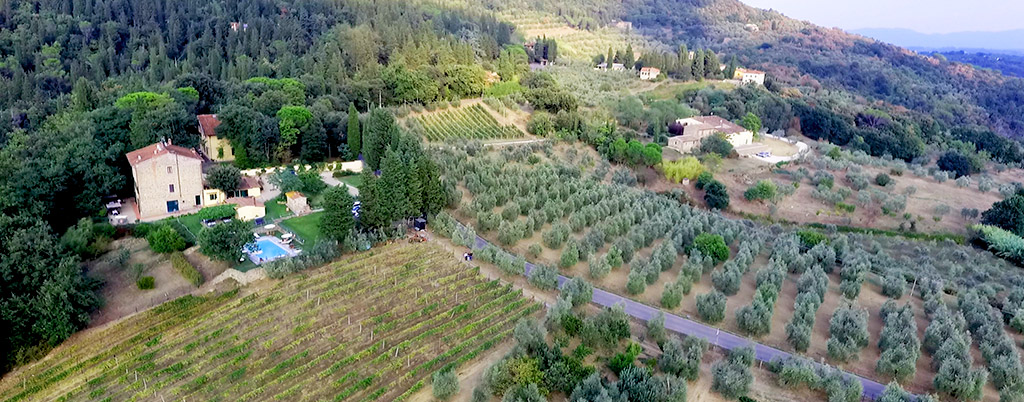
top-left (265, 196), bottom-right (291, 220)
top-left (338, 174), bottom-right (363, 189)
top-left (280, 211), bottom-right (323, 248)
top-left (171, 213), bottom-right (204, 239)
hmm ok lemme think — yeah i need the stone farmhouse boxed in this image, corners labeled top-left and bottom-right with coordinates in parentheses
top-left (126, 140), bottom-right (264, 221)
top-left (667, 116), bottom-right (753, 154)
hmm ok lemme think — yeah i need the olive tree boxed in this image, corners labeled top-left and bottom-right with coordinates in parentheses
top-left (827, 304), bottom-right (870, 362)
top-left (432, 368), bottom-right (460, 400)
top-left (697, 291), bottom-right (727, 324)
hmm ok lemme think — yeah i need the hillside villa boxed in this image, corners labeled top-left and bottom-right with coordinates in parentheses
top-left (198, 114), bottom-right (235, 162)
top-left (126, 140), bottom-right (265, 222)
top-left (734, 68), bottom-right (766, 86)
top-left (639, 67), bottom-right (660, 80)
top-left (667, 116), bottom-right (754, 154)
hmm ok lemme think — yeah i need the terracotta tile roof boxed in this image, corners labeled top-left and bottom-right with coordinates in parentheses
top-left (126, 142), bottom-right (202, 166)
top-left (679, 116), bottom-right (748, 135)
top-left (640, 67), bottom-right (660, 73)
top-left (241, 176), bottom-right (261, 190)
top-left (286, 191), bottom-right (305, 200)
top-left (225, 197), bottom-right (264, 208)
top-left (736, 67), bottom-right (765, 75)
top-left (197, 114), bottom-right (221, 137)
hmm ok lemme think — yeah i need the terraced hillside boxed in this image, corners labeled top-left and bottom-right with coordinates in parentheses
top-left (0, 243), bottom-right (539, 402)
top-left (413, 104), bottom-right (524, 142)
top-left (501, 11), bottom-right (670, 60)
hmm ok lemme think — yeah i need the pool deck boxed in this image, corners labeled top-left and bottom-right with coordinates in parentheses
top-left (247, 235), bottom-right (301, 265)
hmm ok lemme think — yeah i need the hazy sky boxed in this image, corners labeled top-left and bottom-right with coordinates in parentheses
top-left (741, 0), bottom-right (1024, 34)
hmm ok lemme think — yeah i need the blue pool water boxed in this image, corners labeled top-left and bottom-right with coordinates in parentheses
top-left (252, 238), bottom-right (290, 262)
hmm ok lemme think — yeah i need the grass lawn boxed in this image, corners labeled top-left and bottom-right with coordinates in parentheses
top-left (167, 213), bottom-right (204, 239)
top-left (266, 196), bottom-right (291, 220)
top-left (280, 211), bottom-right (323, 248)
top-left (338, 174), bottom-right (363, 189)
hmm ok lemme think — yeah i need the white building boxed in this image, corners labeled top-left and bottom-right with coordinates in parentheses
top-left (667, 116), bottom-right (753, 154)
top-left (734, 68), bottom-right (766, 86)
top-left (639, 67), bottom-right (661, 80)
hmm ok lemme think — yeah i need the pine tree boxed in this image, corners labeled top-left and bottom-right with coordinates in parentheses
top-left (346, 102), bottom-right (361, 160)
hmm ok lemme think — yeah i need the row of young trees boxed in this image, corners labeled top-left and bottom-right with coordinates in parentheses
top-left (735, 258), bottom-right (785, 336)
top-left (785, 266), bottom-right (828, 352)
top-left (923, 305), bottom-right (987, 400)
top-left (958, 290), bottom-right (1024, 400)
top-left (875, 301), bottom-right (920, 382)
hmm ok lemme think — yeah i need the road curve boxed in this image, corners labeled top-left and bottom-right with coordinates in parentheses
top-left (470, 235), bottom-right (889, 400)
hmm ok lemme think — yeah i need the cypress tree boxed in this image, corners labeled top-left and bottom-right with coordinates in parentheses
top-left (320, 186), bottom-right (355, 243)
top-left (725, 55), bottom-right (739, 80)
top-left (346, 102), bottom-right (361, 160)
top-left (623, 44), bottom-right (635, 69)
top-left (677, 44), bottom-right (692, 81)
top-left (363, 108), bottom-right (398, 171)
top-left (705, 50), bottom-right (722, 79)
top-left (378, 147), bottom-right (411, 223)
top-left (692, 49), bottom-right (705, 81)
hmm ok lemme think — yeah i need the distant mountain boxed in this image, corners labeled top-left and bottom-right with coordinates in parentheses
top-left (851, 28), bottom-right (1024, 52)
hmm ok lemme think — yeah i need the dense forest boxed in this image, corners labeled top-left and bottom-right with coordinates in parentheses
top-left (935, 51), bottom-right (1024, 79)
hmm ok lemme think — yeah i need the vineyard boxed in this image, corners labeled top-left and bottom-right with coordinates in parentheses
top-left (413, 104), bottom-right (524, 142)
top-left (0, 242), bottom-right (540, 402)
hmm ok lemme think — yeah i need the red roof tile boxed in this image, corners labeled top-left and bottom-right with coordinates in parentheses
top-left (225, 197), bottom-right (264, 208)
top-left (197, 114), bottom-right (221, 137)
top-left (126, 142), bottom-right (202, 166)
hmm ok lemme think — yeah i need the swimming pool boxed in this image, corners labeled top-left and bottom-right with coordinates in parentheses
top-left (247, 236), bottom-right (298, 264)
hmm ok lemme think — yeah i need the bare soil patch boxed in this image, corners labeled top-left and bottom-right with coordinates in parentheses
top-left (86, 238), bottom-right (195, 328)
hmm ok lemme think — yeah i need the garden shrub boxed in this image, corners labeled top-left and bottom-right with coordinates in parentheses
top-left (198, 204), bottom-right (236, 221)
top-left (171, 252), bottom-right (204, 286)
top-left (147, 224), bottom-right (187, 253)
top-left (137, 276), bottom-right (155, 290)
top-left (744, 180), bottom-right (777, 202)
top-left (874, 173), bottom-right (892, 186)
top-left (693, 233), bottom-right (729, 263)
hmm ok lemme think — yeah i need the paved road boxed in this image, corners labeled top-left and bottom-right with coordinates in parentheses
top-left (470, 235), bottom-right (889, 400)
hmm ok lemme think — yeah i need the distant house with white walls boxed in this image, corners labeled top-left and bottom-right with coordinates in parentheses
top-left (733, 68), bottom-right (766, 86)
top-left (639, 67), bottom-right (660, 80)
top-left (667, 116), bottom-right (753, 154)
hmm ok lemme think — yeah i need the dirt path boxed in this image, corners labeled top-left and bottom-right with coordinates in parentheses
top-left (406, 342), bottom-right (515, 402)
